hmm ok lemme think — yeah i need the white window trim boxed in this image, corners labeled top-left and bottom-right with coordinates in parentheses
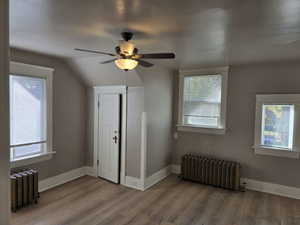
top-left (11, 152), bottom-right (56, 168)
top-left (10, 61), bottom-right (55, 167)
top-left (253, 94), bottom-right (300, 159)
top-left (177, 66), bottom-right (229, 134)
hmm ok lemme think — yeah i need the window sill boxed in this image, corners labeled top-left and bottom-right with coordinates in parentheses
top-left (177, 124), bottom-right (226, 135)
top-left (253, 146), bottom-right (299, 159)
top-left (11, 151), bottom-right (56, 168)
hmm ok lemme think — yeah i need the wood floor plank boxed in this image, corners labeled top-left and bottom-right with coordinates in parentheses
top-left (11, 175), bottom-right (300, 225)
top-left (13, 177), bottom-right (108, 225)
top-left (170, 186), bottom-right (211, 225)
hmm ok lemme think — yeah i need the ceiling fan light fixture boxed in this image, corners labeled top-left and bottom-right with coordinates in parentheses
top-left (114, 58), bottom-right (138, 70)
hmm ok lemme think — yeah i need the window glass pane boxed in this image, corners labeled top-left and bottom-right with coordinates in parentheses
top-left (183, 75), bottom-right (222, 127)
top-left (261, 104), bottom-right (294, 149)
top-left (10, 75), bottom-right (46, 146)
top-left (12, 143), bottom-right (45, 159)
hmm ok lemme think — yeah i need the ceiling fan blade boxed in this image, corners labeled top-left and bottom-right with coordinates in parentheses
top-left (136, 53), bottom-right (175, 59)
top-left (74, 48), bottom-right (116, 56)
top-left (100, 58), bottom-right (117, 64)
top-left (137, 60), bottom-right (154, 67)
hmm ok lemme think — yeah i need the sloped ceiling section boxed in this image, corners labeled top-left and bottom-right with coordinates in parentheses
top-left (66, 57), bottom-right (143, 87)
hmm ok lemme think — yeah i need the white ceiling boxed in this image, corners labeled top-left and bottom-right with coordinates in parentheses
top-left (9, 0), bottom-right (300, 83)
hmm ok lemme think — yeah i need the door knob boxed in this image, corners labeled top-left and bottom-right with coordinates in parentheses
top-left (113, 136), bottom-right (118, 144)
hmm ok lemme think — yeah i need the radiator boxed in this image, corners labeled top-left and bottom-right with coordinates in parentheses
top-left (181, 154), bottom-right (241, 191)
top-left (11, 169), bottom-right (39, 212)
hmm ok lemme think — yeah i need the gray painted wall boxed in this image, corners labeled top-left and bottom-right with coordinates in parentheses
top-left (126, 87), bottom-right (145, 178)
top-left (10, 48), bottom-right (88, 180)
top-left (173, 61), bottom-right (300, 188)
top-left (0, 0), bottom-right (10, 223)
top-left (138, 67), bottom-right (173, 177)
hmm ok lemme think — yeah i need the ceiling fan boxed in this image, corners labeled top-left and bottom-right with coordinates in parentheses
top-left (74, 32), bottom-right (175, 71)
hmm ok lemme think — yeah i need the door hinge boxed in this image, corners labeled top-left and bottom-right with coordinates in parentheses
top-left (97, 101), bottom-right (100, 108)
top-left (97, 159), bottom-right (99, 166)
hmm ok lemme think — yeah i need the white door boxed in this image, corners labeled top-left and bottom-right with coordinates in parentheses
top-left (98, 94), bottom-right (120, 183)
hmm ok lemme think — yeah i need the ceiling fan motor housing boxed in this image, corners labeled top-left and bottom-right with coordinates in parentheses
top-left (117, 41), bottom-right (138, 58)
top-left (121, 32), bottom-right (133, 41)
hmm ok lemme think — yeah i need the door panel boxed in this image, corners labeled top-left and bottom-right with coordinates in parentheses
top-left (98, 94), bottom-right (120, 183)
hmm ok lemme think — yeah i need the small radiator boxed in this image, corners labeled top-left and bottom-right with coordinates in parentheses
top-left (181, 154), bottom-right (241, 191)
top-left (11, 169), bottom-right (39, 212)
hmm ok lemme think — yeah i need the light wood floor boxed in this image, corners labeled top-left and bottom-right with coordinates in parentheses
top-left (12, 175), bottom-right (300, 225)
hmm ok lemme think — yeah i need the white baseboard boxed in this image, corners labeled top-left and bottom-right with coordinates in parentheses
top-left (124, 166), bottom-right (172, 191)
top-left (39, 166), bottom-right (146, 193)
top-left (39, 167), bottom-right (86, 192)
top-left (241, 178), bottom-right (300, 200)
top-left (84, 166), bottom-right (97, 177)
top-left (144, 166), bottom-right (171, 190)
top-left (171, 164), bottom-right (181, 174)
top-left (124, 176), bottom-right (144, 191)
top-left (171, 164), bottom-right (300, 200)
top-left (38, 164), bottom-right (300, 200)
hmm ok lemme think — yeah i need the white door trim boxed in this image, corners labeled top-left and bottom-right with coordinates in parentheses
top-left (93, 86), bottom-right (127, 186)
top-left (140, 112), bottom-right (147, 189)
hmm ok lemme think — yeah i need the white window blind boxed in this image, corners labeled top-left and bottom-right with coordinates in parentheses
top-left (183, 75), bottom-right (222, 127)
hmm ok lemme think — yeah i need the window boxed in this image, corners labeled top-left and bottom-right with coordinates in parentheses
top-left (177, 67), bottom-right (228, 134)
top-left (261, 104), bottom-right (294, 149)
top-left (183, 75), bottom-right (222, 127)
top-left (9, 62), bottom-right (54, 167)
top-left (10, 75), bottom-right (47, 159)
top-left (254, 95), bottom-right (300, 159)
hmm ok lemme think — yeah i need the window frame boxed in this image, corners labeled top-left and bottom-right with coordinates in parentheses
top-left (177, 67), bottom-right (229, 134)
top-left (9, 62), bottom-right (55, 167)
top-left (254, 94), bottom-right (300, 159)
